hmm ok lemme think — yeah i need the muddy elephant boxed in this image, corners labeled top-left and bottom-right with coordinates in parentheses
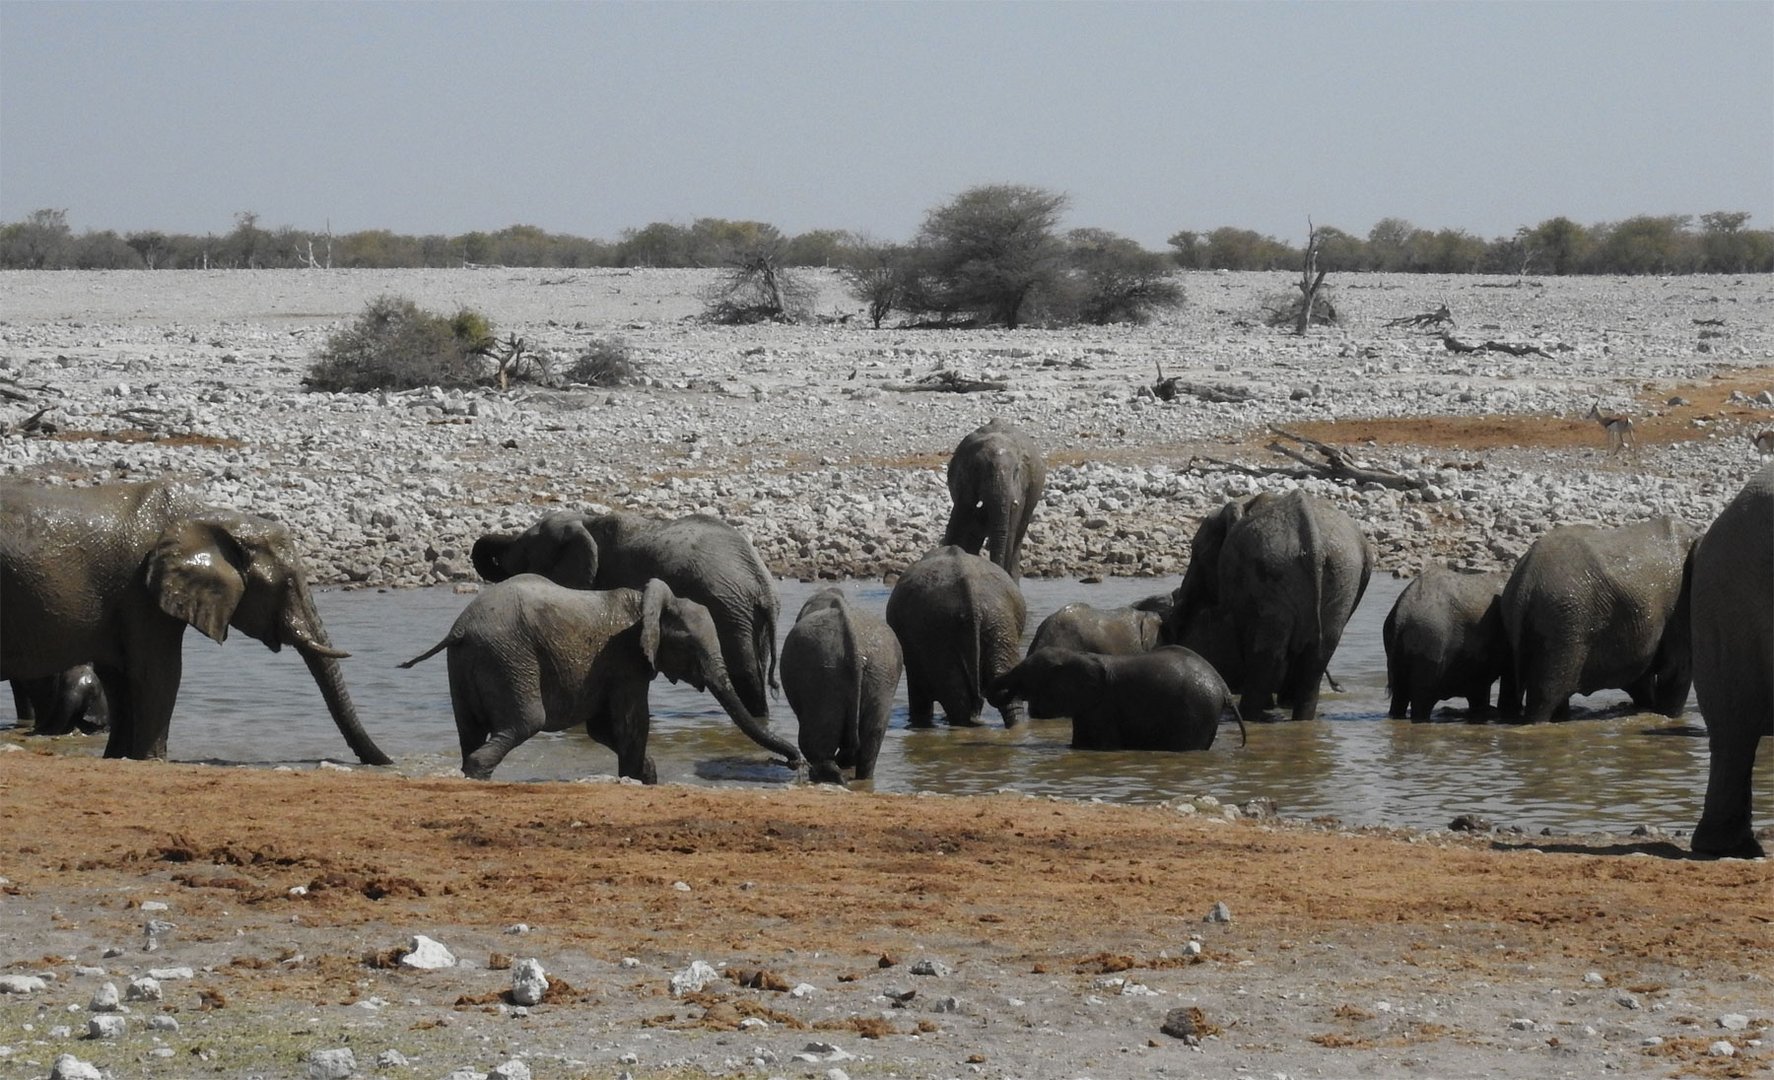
top-left (1690, 463), bottom-right (1772, 858)
top-left (989, 645), bottom-right (1246, 752)
top-left (942, 419), bottom-right (1047, 580)
top-left (471, 510), bottom-right (781, 722)
top-left (1382, 567), bottom-right (1513, 721)
top-left (1162, 490), bottom-right (1372, 722)
top-left (1028, 595), bottom-right (1169, 657)
top-left (781, 587), bottom-right (903, 785)
top-left (403, 576), bottom-right (798, 781)
top-left (9, 665), bottom-right (108, 735)
top-left (0, 480), bottom-right (389, 763)
top-left (885, 546), bottom-right (1027, 728)
top-left (1499, 517), bottom-right (1697, 723)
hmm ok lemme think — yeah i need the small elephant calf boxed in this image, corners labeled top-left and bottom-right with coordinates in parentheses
top-left (989, 645), bottom-right (1246, 752)
top-left (781, 587), bottom-right (903, 785)
top-left (402, 575), bottom-right (799, 782)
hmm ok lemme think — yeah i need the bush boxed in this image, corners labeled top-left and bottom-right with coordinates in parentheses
top-left (1259, 289), bottom-right (1339, 330)
top-left (1057, 228), bottom-right (1185, 325)
top-left (305, 296), bottom-right (494, 392)
top-left (910, 184), bottom-right (1068, 328)
top-left (702, 245), bottom-right (815, 324)
top-left (563, 337), bottom-right (640, 386)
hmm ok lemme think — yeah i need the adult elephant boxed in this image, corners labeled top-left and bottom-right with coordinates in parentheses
top-left (1499, 517), bottom-right (1697, 723)
top-left (1689, 463), bottom-right (1772, 858)
top-left (1162, 490), bottom-right (1372, 722)
top-left (885, 546), bottom-right (1027, 728)
top-left (0, 480), bottom-right (390, 764)
top-left (471, 510), bottom-right (780, 722)
top-left (1028, 594), bottom-right (1170, 657)
top-left (10, 665), bottom-right (108, 735)
top-left (402, 577), bottom-right (795, 781)
top-left (942, 419), bottom-right (1047, 580)
top-left (781, 587), bottom-right (903, 785)
top-left (1382, 567), bottom-right (1513, 721)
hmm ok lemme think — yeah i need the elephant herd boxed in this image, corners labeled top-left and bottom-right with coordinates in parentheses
top-left (1, 423), bottom-right (1768, 859)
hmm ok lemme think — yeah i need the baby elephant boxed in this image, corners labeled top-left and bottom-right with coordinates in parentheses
top-left (989, 645), bottom-right (1246, 752)
top-left (402, 575), bottom-right (800, 782)
top-left (781, 587), bottom-right (904, 785)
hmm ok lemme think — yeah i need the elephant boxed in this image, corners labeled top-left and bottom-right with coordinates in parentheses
top-left (781, 587), bottom-right (904, 785)
top-left (1382, 567), bottom-right (1514, 721)
top-left (402, 576), bottom-right (798, 781)
top-left (941, 419), bottom-right (1047, 580)
top-left (470, 510), bottom-right (781, 723)
top-left (1027, 595), bottom-right (1170, 657)
top-left (1162, 490), bottom-right (1372, 722)
top-left (0, 480), bottom-right (389, 764)
top-left (884, 545), bottom-right (1027, 728)
top-left (989, 645), bottom-right (1247, 752)
top-left (9, 665), bottom-right (108, 735)
top-left (1689, 463), bottom-right (1772, 858)
top-left (1499, 517), bottom-right (1697, 723)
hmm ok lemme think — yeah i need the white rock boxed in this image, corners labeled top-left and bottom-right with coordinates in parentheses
top-left (307, 1047), bottom-right (356, 1079)
top-left (146, 966), bottom-right (194, 980)
top-left (1509, 1017), bottom-right (1536, 1030)
top-left (399, 935), bottom-right (457, 970)
top-left (1719, 1013), bottom-right (1751, 1031)
top-left (148, 1015), bottom-right (179, 1032)
top-left (790, 983), bottom-right (819, 998)
top-left (376, 1050), bottom-right (410, 1068)
top-left (510, 958), bottom-right (548, 1006)
top-left (126, 976), bottom-right (162, 1002)
top-left (89, 982), bottom-right (121, 1012)
top-left (1205, 901), bottom-right (1233, 923)
top-left (0, 975), bottom-right (47, 994)
top-left (1710, 1040), bottom-right (1738, 1057)
top-left (489, 1059), bottom-right (532, 1080)
top-left (670, 959), bottom-right (720, 996)
top-left (49, 1055), bottom-right (104, 1080)
top-left (910, 958), bottom-right (950, 977)
top-left (86, 1014), bottom-right (127, 1039)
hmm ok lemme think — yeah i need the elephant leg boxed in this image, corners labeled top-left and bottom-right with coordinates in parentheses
top-left (1496, 666), bottom-right (1523, 720)
top-left (942, 506), bottom-right (986, 557)
top-left (1388, 681), bottom-right (1411, 720)
top-left (852, 711), bottom-right (887, 782)
top-left (463, 681), bottom-right (545, 780)
top-left (938, 677), bottom-right (983, 727)
top-left (106, 649), bottom-right (180, 760)
top-left (449, 664), bottom-right (488, 764)
top-left (1623, 671), bottom-right (1657, 710)
top-left (905, 668), bottom-right (936, 728)
top-left (1650, 671), bottom-right (1692, 719)
top-left (607, 683), bottom-right (656, 784)
top-left (1409, 690), bottom-right (1439, 722)
top-left (1464, 682), bottom-right (1497, 718)
top-left (1692, 728), bottom-right (1765, 858)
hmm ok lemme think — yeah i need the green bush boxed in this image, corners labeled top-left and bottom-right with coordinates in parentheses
top-left (305, 296), bottom-right (494, 392)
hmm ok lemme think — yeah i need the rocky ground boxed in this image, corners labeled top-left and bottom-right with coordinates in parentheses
top-left (1, 269), bottom-right (1772, 1080)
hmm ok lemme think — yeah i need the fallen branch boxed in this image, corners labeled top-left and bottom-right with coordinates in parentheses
top-left (1439, 333), bottom-right (1551, 359)
top-left (882, 371), bottom-right (1008, 394)
top-left (1385, 304), bottom-right (1453, 329)
top-left (1151, 360), bottom-right (1254, 403)
top-left (1266, 427), bottom-right (1429, 490)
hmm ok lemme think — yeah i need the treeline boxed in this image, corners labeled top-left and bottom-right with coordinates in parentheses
top-left (2, 205), bottom-right (1769, 276)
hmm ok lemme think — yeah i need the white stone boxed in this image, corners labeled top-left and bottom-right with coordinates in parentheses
top-left (1720, 1013), bottom-right (1751, 1031)
top-left (489, 1059), bottom-right (532, 1080)
top-left (307, 1047), bottom-right (356, 1080)
top-left (49, 1055), bottom-right (104, 1080)
top-left (86, 1014), bottom-right (127, 1039)
top-left (399, 934), bottom-right (457, 970)
top-left (146, 966), bottom-right (194, 980)
top-left (670, 959), bottom-right (720, 996)
top-left (510, 958), bottom-right (548, 1006)
top-left (1205, 901), bottom-right (1233, 924)
top-left (89, 982), bottom-right (121, 1012)
top-left (1710, 1040), bottom-right (1738, 1057)
top-left (148, 1015), bottom-right (180, 1032)
top-left (1508, 1017), bottom-right (1536, 1030)
top-left (0, 975), bottom-right (47, 994)
top-left (790, 983), bottom-right (819, 998)
top-left (126, 976), bottom-right (162, 1002)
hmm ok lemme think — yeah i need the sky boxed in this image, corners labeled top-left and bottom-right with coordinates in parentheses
top-left (2, 1), bottom-right (1770, 249)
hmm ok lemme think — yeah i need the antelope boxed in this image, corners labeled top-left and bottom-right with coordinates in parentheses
top-left (1587, 401), bottom-right (1635, 457)
top-left (1753, 430), bottom-right (1774, 457)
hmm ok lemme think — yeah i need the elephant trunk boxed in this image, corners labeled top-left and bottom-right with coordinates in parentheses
top-left (282, 589), bottom-right (394, 766)
top-left (709, 669), bottom-right (802, 765)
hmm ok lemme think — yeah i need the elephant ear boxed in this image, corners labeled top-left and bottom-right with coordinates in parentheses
top-left (147, 519), bottom-right (248, 643)
top-left (544, 514), bottom-right (601, 588)
top-left (638, 578), bottom-right (672, 670)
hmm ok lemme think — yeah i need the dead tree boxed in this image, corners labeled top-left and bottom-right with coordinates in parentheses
top-left (882, 370), bottom-right (1008, 394)
top-left (1386, 304), bottom-right (1453, 329)
top-left (1190, 427), bottom-right (1428, 492)
top-left (1295, 220), bottom-right (1328, 336)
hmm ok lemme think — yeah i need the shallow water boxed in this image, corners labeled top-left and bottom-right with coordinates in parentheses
top-left (11, 575), bottom-right (1766, 836)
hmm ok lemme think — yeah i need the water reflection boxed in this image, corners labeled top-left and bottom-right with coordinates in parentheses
top-left (7, 573), bottom-right (1766, 836)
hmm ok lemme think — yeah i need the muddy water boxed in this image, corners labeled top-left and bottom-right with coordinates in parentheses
top-left (14, 575), bottom-right (1767, 837)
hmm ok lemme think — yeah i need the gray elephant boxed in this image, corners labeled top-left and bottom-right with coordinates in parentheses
top-left (10, 665), bottom-right (108, 735)
top-left (402, 576), bottom-right (798, 781)
top-left (1382, 567), bottom-right (1514, 721)
top-left (1028, 595), bottom-right (1169, 657)
top-left (1690, 463), bottom-right (1771, 858)
top-left (0, 480), bottom-right (389, 764)
top-left (1162, 490), bottom-right (1372, 722)
top-left (989, 645), bottom-right (1247, 751)
top-left (471, 510), bottom-right (781, 722)
top-left (942, 419), bottom-right (1047, 580)
top-left (781, 587), bottom-right (903, 785)
top-left (1499, 517), bottom-right (1697, 723)
top-left (885, 546), bottom-right (1027, 727)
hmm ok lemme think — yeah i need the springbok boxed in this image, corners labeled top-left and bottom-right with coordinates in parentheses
top-left (1753, 430), bottom-right (1774, 457)
top-left (1587, 401), bottom-right (1635, 457)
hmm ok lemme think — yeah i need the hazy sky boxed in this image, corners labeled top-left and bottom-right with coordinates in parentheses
top-left (3, 1), bottom-right (1770, 248)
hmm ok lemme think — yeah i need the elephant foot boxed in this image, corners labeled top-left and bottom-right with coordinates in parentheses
top-left (1690, 832), bottom-right (1765, 859)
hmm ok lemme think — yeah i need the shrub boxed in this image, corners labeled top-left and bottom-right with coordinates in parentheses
top-left (563, 337), bottom-right (640, 386)
top-left (911, 184), bottom-right (1068, 328)
top-left (1259, 289), bottom-right (1339, 330)
top-left (305, 295), bottom-right (494, 392)
top-left (1057, 228), bottom-right (1185, 325)
top-left (702, 244), bottom-right (815, 324)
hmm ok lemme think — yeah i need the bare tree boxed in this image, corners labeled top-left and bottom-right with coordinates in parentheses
top-left (1295, 220), bottom-right (1328, 335)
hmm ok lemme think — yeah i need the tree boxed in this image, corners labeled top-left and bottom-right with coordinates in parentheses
top-left (911, 184), bottom-right (1068, 328)
top-left (1166, 229), bottom-right (1209, 269)
top-left (1525, 216), bottom-right (1590, 275)
top-left (0, 208), bottom-right (73, 268)
top-left (1059, 228), bottom-right (1185, 325)
top-left (1700, 210), bottom-right (1754, 273)
top-left (615, 221), bottom-right (693, 267)
top-left (839, 238), bottom-right (911, 328)
top-left (1366, 217), bottom-right (1415, 272)
top-left (702, 239), bottom-right (815, 324)
top-left (1590, 214), bottom-right (1694, 275)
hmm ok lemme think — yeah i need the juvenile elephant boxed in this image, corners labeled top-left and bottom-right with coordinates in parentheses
top-left (471, 510), bottom-right (781, 722)
top-left (1382, 567), bottom-right (1513, 720)
top-left (1499, 517), bottom-right (1697, 723)
top-left (10, 665), bottom-right (108, 735)
top-left (781, 587), bottom-right (903, 785)
top-left (1028, 596), bottom-right (1168, 657)
top-left (885, 546), bottom-right (1027, 727)
top-left (942, 419), bottom-right (1047, 580)
top-left (402, 576), bottom-right (798, 781)
top-left (1690, 463), bottom-right (1772, 858)
top-left (1162, 490), bottom-right (1372, 722)
top-left (989, 645), bottom-right (1246, 751)
top-left (0, 480), bottom-right (390, 764)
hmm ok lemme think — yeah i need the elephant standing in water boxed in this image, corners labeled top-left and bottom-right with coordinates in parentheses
top-left (403, 576), bottom-right (798, 781)
top-left (1162, 490), bottom-right (1372, 722)
top-left (942, 419), bottom-right (1047, 580)
top-left (885, 546), bottom-right (1027, 728)
top-left (990, 645), bottom-right (1246, 752)
top-left (1383, 567), bottom-right (1513, 720)
top-left (1499, 517), bottom-right (1697, 723)
top-left (781, 587), bottom-right (903, 785)
top-left (471, 510), bottom-right (781, 722)
top-left (10, 665), bottom-right (108, 735)
top-left (1690, 463), bottom-right (1772, 858)
top-left (1027, 593), bottom-right (1171, 658)
top-left (0, 480), bottom-right (390, 763)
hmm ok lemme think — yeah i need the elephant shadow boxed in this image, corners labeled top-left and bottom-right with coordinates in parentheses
top-left (1488, 838), bottom-right (1708, 861)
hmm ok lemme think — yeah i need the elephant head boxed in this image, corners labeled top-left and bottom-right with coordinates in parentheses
top-left (471, 512), bottom-right (600, 587)
top-left (639, 580), bottom-right (801, 765)
top-left (989, 647), bottom-right (1105, 720)
top-left (146, 511), bottom-right (391, 765)
top-left (1168, 496), bottom-right (1252, 622)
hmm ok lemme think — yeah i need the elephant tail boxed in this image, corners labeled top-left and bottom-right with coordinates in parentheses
top-left (1226, 699), bottom-right (1248, 748)
top-left (759, 599), bottom-right (781, 696)
top-left (398, 633), bottom-right (458, 669)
